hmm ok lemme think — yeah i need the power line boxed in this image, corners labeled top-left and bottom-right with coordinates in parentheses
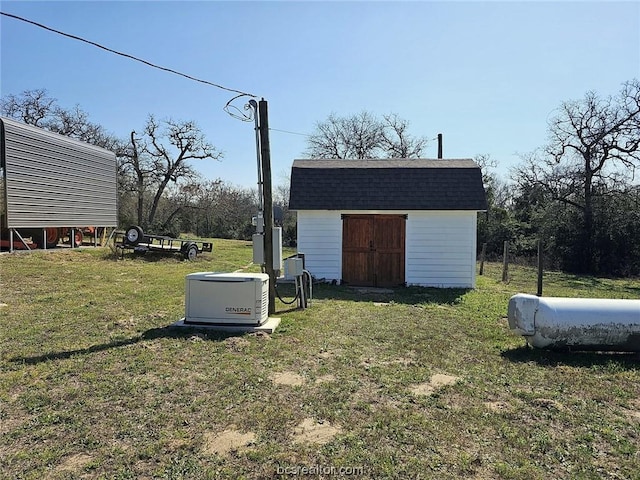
top-left (1, 11), bottom-right (313, 135)
top-left (269, 128), bottom-right (310, 137)
top-left (0, 11), bottom-right (256, 98)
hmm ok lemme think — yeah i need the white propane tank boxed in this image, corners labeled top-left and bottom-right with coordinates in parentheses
top-left (508, 293), bottom-right (640, 351)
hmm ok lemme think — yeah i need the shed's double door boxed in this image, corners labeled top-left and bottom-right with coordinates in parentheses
top-left (342, 214), bottom-right (406, 288)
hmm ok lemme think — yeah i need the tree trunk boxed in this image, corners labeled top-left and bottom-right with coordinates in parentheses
top-left (161, 206), bottom-right (183, 230)
top-left (130, 131), bottom-right (145, 228)
top-left (148, 177), bottom-right (170, 227)
top-left (583, 169), bottom-right (594, 273)
top-left (136, 175), bottom-right (144, 227)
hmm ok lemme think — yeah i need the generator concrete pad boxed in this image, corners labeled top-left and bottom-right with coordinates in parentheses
top-left (171, 317), bottom-right (281, 334)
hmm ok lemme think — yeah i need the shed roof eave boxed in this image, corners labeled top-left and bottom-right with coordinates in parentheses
top-left (290, 207), bottom-right (488, 212)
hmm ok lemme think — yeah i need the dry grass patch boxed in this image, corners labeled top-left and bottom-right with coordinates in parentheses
top-left (484, 401), bottom-right (514, 413)
top-left (54, 453), bottom-right (93, 475)
top-left (620, 400), bottom-right (640, 423)
top-left (224, 336), bottom-right (250, 352)
top-left (314, 374), bottom-right (336, 384)
top-left (531, 397), bottom-right (566, 411)
top-left (317, 349), bottom-right (339, 360)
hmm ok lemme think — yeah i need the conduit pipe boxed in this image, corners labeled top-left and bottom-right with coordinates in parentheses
top-left (508, 294), bottom-right (640, 351)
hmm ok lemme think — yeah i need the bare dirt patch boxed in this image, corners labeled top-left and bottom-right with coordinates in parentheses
top-left (224, 336), bottom-right (250, 352)
top-left (164, 438), bottom-right (190, 452)
top-left (292, 418), bottom-right (342, 445)
top-left (532, 398), bottom-right (565, 411)
top-left (113, 315), bottom-right (137, 328)
top-left (485, 401), bottom-right (512, 413)
top-left (410, 373), bottom-right (460, 396)
top-left (388, 356), bottom-right (416, 367)
top-left (315, 374), bottom-right (337, 384)
top-left (359, 353), bottom-right (416, 370)
top-left (55, 453), bottom-right (93, 474)
top-left (621, 401), bottom-right (640, 422)
top-left (248, 331), bottom-right (271, 340)
top-left (317, 348), bottom-right (342, 360)
top-left (622, 409), bottom-right (640, 422)
top-left (270, 371), bottom-right (305, 386)
top-left (0, 416), bottom-right (25, 435)
top-left (202, 427), bottom-right (256, 456)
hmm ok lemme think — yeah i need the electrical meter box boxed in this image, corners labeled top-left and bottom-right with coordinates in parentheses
top-left (252, 227), bottom-right (283, 271)
top-left (184, 272), bottom-right (269, 325)
top-left (284, 257), bottom-right (304, 278)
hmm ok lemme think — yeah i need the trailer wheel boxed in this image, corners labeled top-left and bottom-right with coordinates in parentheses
top-left (184, 243), bottom-right (198, 261)
top-left (41, 228), bottom-right (60, 249)
top-left (71, 230), bottom-right (84, 248)
top-left (125, 226), bottom-right (144, 246)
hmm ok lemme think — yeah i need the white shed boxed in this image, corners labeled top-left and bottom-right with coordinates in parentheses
top-left (288, 159), bottom-right (488, 288)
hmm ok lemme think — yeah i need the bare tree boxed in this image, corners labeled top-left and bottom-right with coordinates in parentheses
top-left (514, 79), bottom-right (640, 271)
top-left (1, 90), bottom-right (225, 233)
top-left (475, 153), bottom-right (510, 208)
top-left (305, 111), bottom-right (427, 159)
top-left (1, 88), bottom-right (119, 151)
top-left (121, 115), bottom-right (222, 228)
top-left (118, 131), bottom-right (153, 226)
top-left (0, 88), bottom-right (56, 127)
top-left (380, 113), bottom-right (428, 158)
top-left (306, 111), bottom-right (383, 159)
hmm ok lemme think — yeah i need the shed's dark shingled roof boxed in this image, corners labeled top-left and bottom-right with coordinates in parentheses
top-left (289, 159), bottom-right (488, 211)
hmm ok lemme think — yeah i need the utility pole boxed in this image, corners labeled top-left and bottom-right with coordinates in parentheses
top-left (258, 99), bottom-right (276, 314)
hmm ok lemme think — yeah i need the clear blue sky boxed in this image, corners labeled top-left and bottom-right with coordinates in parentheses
top-left (1, 1), bottom-right (639, 189)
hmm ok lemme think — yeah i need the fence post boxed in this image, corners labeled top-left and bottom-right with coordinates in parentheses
top-left (479, 243), bottom-right (487, 276)
top-left (502, 240), bottom-right (509, 282)
top-left (537, 239), bottom-right (543, 297)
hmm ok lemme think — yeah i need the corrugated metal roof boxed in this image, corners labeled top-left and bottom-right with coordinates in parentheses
top-left (289, 158), bottom-right (488, 211)
top-left (1, 117), bottom-right (118, 228)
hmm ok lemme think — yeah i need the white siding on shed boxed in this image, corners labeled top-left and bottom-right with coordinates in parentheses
top-left (1, 117), bottom-right (118, 228)
top-left (296, 210), bottom-right (478, 288)
top-left (296, 211), bottom-right (342, 281)
top-left (406, 211), bottom-right (477, 288)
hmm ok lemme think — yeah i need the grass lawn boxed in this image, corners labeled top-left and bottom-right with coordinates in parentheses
top-left (1, 240), bottom-right (639, 479)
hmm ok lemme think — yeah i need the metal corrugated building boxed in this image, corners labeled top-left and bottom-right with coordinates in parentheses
top-left (0, 116), bottom-right (118, 229)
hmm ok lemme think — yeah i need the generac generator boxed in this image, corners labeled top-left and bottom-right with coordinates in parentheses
top-left (184, 272), bottom-right (269, 326)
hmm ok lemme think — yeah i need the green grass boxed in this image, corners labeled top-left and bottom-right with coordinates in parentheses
top-left (1, 243), bottom-right (639, 479)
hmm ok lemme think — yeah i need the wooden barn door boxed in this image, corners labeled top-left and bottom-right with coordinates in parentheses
top-left (374, 215), bottom-right (406, 287)
top-left (342, 215), bottom-right (374, 286)
top-left (342, 215), bottom-right (406, 287)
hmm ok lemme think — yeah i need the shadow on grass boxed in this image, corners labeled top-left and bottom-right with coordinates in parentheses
top-left (502, 345), bottom-right (640, 369)
top-left (104, 250), bottom-right (197, 263)
top-left (10, 325), bottom-right (237, 366)
top-left (549, 272), bottom-right (640, 296)
top-left (276, 282), bottom-right (470, 306)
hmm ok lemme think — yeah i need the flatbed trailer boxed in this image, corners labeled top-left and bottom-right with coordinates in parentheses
top-left (115, 225), bottom-right (212, 260)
